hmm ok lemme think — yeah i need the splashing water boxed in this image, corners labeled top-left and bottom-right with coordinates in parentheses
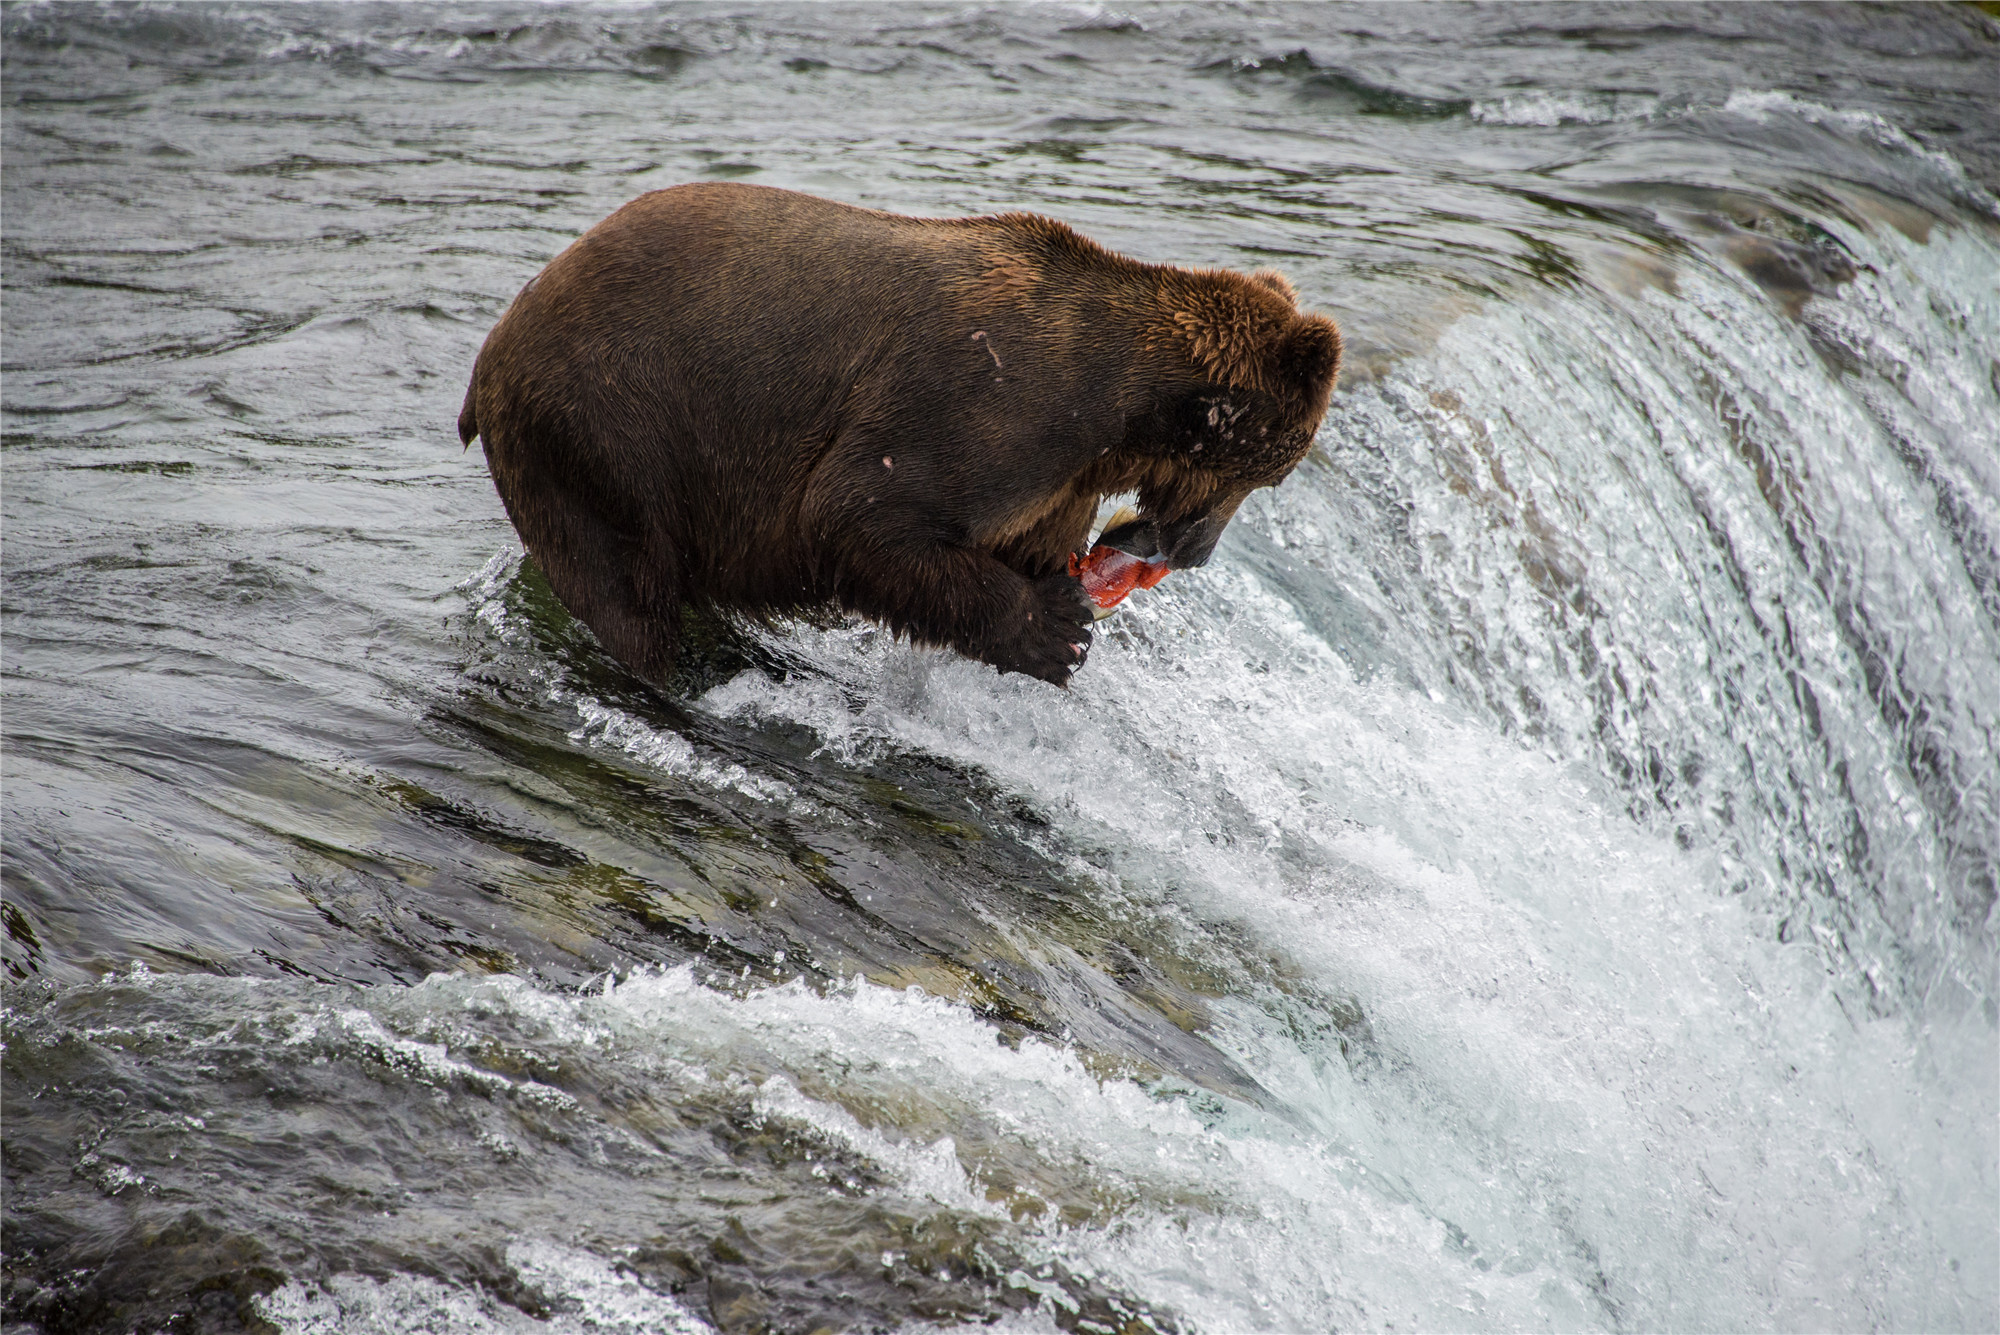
top-left (5, 4), bottom-right (1996, 1332)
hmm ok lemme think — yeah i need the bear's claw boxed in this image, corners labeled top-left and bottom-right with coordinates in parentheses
top-left (996, 570), bottom-right (1094, 684)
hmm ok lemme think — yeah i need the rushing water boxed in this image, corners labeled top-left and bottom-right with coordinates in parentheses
top-left (4, 4), bottom-right (1997, 1332)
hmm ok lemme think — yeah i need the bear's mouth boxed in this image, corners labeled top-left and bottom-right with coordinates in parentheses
top-left (1094, 512), bottom-right (1163, 560)
top-left (1075, 495), bottom-right (1244, 618)
top-left (1073, 509), bottom-right (1170, 619)
top-left (1100, 504), bottom-right (1236, 571)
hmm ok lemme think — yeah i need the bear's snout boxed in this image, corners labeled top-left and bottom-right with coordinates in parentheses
top-left (1155, 491), bottom-right (1250, 570)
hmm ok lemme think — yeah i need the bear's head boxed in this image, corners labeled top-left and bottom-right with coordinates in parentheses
top-left (1121, 267), bottom-right (1343, 569)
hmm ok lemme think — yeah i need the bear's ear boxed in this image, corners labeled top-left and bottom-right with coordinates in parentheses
top-left (1248, 268), bottom-right (1298, 304)
top-left (1275, 314), bottom-right (1342, 400)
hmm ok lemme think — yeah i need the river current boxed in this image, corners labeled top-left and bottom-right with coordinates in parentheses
top-left (3, 5), bottom-right (1997, 1332)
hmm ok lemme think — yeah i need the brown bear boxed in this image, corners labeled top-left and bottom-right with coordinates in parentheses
top-left (458, 182), bottom-right (1341, 686)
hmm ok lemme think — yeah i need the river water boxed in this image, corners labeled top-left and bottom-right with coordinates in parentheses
top-left (3, 4), bottom-right (1996, 1332)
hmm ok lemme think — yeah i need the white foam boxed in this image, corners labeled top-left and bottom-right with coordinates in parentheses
top-left (256, 1241), bottom-right (709, 1335)
top-left (1470, 90), bottom-right (1659, 126)
top-left (455, 548), bottom-right (801, 808)
top-left (310, 1004), bottom-right (581, 1111)
top-left (561, 691), bottom-right (797, 805)
top-left (697, 612), bottom-right (1992, 1327)
top-left (1722, 89), bottom-right (1986, 204)
top-left (429, 208), bottom-right (2000, 1334)
top-left (464, 965), bottom-right (1585, 1331)
top-left (674, 221), bottom-right (1999, 1331)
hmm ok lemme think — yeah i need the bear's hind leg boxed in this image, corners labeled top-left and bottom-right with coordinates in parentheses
top-left (488, 448), bottom-right (685, 688)
top-left (559, 550), bottom-right (683, 689)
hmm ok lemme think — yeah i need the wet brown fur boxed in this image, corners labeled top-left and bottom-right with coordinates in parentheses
top-left (459, 182), bottom-right (1341, 686)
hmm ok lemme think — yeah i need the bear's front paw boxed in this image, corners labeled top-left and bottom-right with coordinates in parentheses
top-left (993, 571), bottom-right (1093, 685)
